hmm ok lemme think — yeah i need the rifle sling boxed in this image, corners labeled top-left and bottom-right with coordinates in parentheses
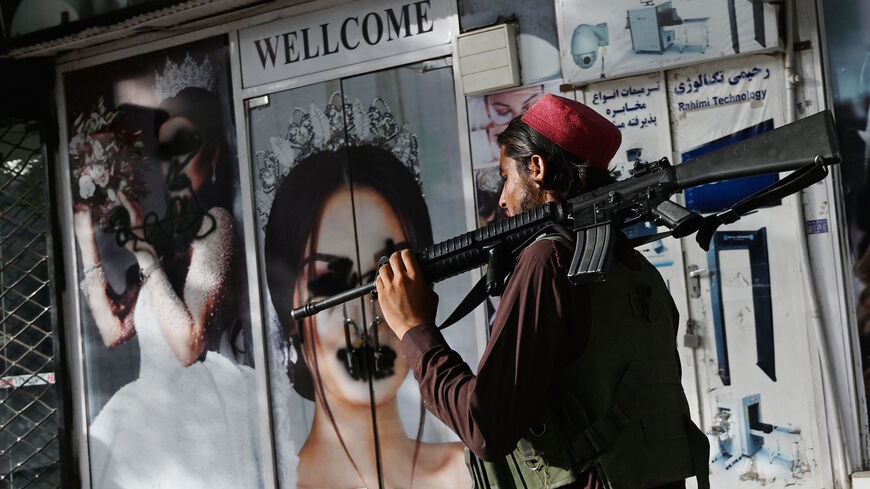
top-left (438, 225), bottom-right (562, 330)
top-left (439, 274), bottom-right (488, 330)
top-left (694, 162), bottom-right (827, 250)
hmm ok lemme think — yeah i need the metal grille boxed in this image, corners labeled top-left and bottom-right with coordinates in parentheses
top-left (0, 123), bottom-right (60, 488)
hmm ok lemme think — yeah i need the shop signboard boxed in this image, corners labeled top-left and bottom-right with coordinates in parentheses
top-left (557, 0), bottom-right (780, 85)
top-left (671, 55), bottom-right (830, 488)
top-left (820, 0), bottom-right (870, 439)
top-left (239, 0), bottom-right (453, 88)
top-left (583, 72), bottom-right (678, 272)
top-left (248, 63), bottom-right (477, 488)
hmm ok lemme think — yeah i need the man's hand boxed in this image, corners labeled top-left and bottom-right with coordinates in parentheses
top-left (376, 249), bottom-right (438, 340)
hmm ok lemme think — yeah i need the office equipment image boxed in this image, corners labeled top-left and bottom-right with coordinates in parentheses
top-left (710, 394), bottom-right (803, 471)
top-left (707, 228), bottom-right (775, 386)
top-left (625, 1), bottom-right (709, 55)
top-left (673, 17), bottom-right (710, 53)
top-left (727, 0), bottom-right (766, 54)
top-left (571, 22), bottom-right (609, 69)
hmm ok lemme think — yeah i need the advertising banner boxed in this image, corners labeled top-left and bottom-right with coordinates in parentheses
top-left (670, 55), bottom-right (828, 488)
top-left (557, 0), bottom-right (779, 86)
top-left (239, 0), bottom-right (452, 88)
top-left (820, 0), bottom-right (870, 430)
top-left (466, 79), bottom-right (562, 226)
top-left (249, 64), bottom-right (478, 489)
top-left (669, 54), bottom-right (784, 212)
top-left (584, 72), bottom-right (668, 180)
top-left (582, 73), bottom-right (680, 284)
top-left (63, 36), bottom-right (263, 488)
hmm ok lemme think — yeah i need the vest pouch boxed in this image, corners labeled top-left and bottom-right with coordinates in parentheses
top-left (546, 408), bottom-right (709, 489)
top-left (466, 411), bottom-right (581, 489)
top-left (563, 360), bottom-right (649, 466)
top-left (561, 360), bottom-right (703, 489)
top-left (553, 386), bottom-right (595, 473)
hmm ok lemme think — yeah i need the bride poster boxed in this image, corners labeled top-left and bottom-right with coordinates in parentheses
top-left (249, 63), bottom-right (480, 487)
top-left (63, 36), bottom-right (264, 488)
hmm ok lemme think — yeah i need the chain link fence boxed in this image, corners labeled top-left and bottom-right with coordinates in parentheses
top-left (0, 121), bottom-right (61, 488)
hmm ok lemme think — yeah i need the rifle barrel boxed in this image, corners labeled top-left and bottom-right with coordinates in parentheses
top-left (291, 283), bottom-right (376, 320)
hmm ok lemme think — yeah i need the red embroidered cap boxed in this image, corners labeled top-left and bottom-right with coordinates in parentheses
top-left (521, 94), bottom-right (621, 169)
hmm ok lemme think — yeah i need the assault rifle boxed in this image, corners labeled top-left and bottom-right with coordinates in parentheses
top-left (291, 110), bottom-right (841, 322)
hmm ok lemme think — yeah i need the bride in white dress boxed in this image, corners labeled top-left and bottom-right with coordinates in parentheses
top-left (72, 88), bottom-right (262, 488)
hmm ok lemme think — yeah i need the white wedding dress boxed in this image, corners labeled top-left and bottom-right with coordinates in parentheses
top-left (87, 284), bottom-right (263, 489)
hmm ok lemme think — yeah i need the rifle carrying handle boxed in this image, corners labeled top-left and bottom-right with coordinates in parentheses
top-left (567, 224), bottom-right (615, 285)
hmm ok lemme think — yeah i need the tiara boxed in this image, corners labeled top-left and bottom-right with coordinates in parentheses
top-left (154, 53), bottom-right (216, 102)
top-left (255, 92), bottom-right (421, 230)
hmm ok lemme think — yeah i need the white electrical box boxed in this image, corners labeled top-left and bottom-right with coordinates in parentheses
top-left (854, 472), bottom-right (870, 489)
top-left (457, 23), bottom-right (521, 95)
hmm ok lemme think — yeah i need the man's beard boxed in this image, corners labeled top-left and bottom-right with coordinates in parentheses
top-left (518, 178), bottom-right (548, 213)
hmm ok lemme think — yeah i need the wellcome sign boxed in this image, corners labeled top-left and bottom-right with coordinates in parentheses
top-left (239, 0), bottom-right (452, 88)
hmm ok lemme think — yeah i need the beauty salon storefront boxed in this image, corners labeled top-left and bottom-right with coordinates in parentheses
top-left (55, 1), bottom-right (485, 487)
top-left (0, 0), bottom-right (864, 487)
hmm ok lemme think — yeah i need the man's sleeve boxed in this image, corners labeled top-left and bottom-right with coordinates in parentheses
top-left (401, 241), bottom-right (568, 461)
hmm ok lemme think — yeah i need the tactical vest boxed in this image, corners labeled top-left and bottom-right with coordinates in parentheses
top-left (466, 245), bottom-right (710, 489)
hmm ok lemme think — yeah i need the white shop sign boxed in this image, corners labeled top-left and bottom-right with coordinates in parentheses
top-left (239, 0), bottom-right (452, 88)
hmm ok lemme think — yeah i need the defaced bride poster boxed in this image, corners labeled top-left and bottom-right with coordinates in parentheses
top-left (249, 61), bottom-right (480, 488)
top-left (63, 36), bottom-right (264, 488)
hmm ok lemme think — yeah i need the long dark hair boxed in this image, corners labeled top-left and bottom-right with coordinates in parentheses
top-left (264, 144), bottom-right (433, 483)
top-left (496, 115), bottom-right (615, 199)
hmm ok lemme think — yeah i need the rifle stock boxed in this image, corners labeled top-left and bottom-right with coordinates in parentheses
top-left (673, 110), bottom-right (840, 187)
top-left (291, 110), bottom-right (841, 321)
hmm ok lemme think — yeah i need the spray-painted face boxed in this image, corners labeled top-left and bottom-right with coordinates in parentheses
top-left (303, 254), bottom-right (399, 383)
top-left (300, 186), bottom-right (411, 407)
top-left (158, 117), bottom-right (210, 200)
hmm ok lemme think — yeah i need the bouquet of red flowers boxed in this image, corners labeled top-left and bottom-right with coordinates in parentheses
top-left (69, 97), bottom-right (149, 226)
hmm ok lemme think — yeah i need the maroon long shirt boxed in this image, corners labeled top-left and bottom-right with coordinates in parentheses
top-left (401, 239), bottom-right (686, 489)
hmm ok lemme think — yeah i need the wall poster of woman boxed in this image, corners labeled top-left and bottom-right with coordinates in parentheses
top-left (250, 64), bottom-right (480, 488)
top-left (821, 0), bottom-right (870, 426)
top-left (63, 36), bottom-right (263, 488)
top-left (466, 80), bottom-right (562, 227)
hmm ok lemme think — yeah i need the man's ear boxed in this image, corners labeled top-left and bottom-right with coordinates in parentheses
top-left (528, 154), bottom-right (547, 185)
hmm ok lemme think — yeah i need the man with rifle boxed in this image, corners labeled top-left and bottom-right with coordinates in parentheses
top-left (375, 94), bottom-right (711, 489)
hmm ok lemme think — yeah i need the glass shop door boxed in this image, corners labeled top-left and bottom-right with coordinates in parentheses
top-left (248, 59), bottom-right (480, 489)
